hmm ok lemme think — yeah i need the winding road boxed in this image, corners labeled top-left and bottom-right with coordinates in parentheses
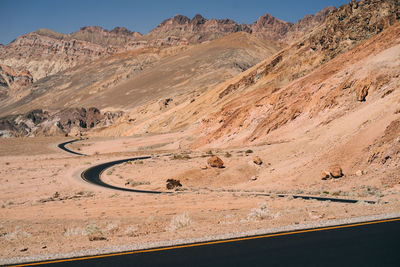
top-left (81, 157), bottom-right (169, 194)
top-left (8, 140), bottom-right (398, 266)
top-left (58, 139), bottom-right (376, 203)
top-left (57, 139), bottom-right (87, 156)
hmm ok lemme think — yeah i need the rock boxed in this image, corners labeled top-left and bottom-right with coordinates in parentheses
top-left (355, 170), bottom-right (363, 177)
top-left (88, 235), bottom-right (107, 241)
top-left (166, 179), bottom-right (182, 190)
top-left (159, 98), bottom-right (173, 110)
top-left (253, 156), bottom-right (263, 165)
top-left (207, 156), bottom-right (224, 168)
top-left (329, 165), bottom-right (343, 178)
top-left (200, 165), bottom-right (208, 170)
top-left (251, 176), bottom-right (258, 181)
top-left (356, 83), bottom-right (370, 101)
top-left (321, 171), bottom-right (331, 180)
top-left (0, 64), bottom-right (33, 92)
top-left (0, 130), bottom-right (12, 138)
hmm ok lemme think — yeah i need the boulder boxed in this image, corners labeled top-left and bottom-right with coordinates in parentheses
top-left (207, 156), bottom-right (224, 168)
top-left (166, 179), bottom-right (182, 190)
top-left (329, 165), bottom-right (343, 178)
top-left (355, 79), bottom-right (371, 101)
top-left (321, 171), bottom-right (331, 180)
top-left (355, 170), bottom-right (363, 177)
top-left (253, 156), bottom-right (263, 165)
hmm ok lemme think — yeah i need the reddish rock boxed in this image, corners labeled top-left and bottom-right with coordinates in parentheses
top-left (329, 165), bottom-right (343, 178)
top-left (253, 156), bottom-right (263, 165)
top-left (356, 83), bottom-right (370, 101)
top-left (207, 156), bottom-right (224, 168)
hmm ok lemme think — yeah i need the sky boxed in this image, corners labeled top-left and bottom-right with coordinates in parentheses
top-left (1, 0), bottom-right (350, 45)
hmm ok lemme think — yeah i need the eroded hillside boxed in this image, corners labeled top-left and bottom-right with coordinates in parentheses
top-left (118, 0), bottom-right (398, 145)
top-left (0, 33), bottom-right (280, 137)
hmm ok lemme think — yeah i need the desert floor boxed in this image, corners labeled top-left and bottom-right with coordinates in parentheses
top-left (0, 134), bottom-right (399, 261)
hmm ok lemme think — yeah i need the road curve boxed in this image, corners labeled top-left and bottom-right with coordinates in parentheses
top-left (81, 155), bottom-right (376, 203)
top-left (81, 157), bottom-right (171, 194)
top-left (58, 139), bottom-right (87, 156)
top-left (58, 140), bottom-right (376, 202)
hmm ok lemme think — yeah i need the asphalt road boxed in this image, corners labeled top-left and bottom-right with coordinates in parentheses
top-left (79, 153), bottom-right (375, 203)
top-left (14, 218), bottom-right (400, 267)
top-left (80, 156), bottom-right (167, 194)
top-left (57, 140), bottom-right (87, 156)
top-left (57, 140), bottom-right (377, 202)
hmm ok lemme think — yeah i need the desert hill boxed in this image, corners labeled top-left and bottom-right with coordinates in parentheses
top-left (0, 32), bottom-right (280, 136)
top-left (117, 0), bottom-right (398, 143)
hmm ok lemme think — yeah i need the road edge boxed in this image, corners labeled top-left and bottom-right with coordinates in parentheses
top-left (3, 212), bottom-right (400, 266)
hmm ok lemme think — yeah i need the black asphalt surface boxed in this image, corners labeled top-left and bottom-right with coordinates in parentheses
top-left (81, 157), bottom-right (168, 194)
top-left (20, 218), bottom-right (400, 267)
top-left (57, 140), bottom-right (87, 156)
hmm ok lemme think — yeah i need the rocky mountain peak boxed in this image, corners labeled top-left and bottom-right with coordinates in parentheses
top-left (147, 14), bottom-right (252, 43)
top-left (110, 26), bottom-right (142, 37)
top-left (255, 13), bottom-right (289, 26)
top-left (78, 26), bottom-right (105, 33)
top-left (160, 14), bottom-right (191, 26)
top-left (191, 14), bottom-right (207, 25)
top-left (251, 13), bottom-right (293, 41)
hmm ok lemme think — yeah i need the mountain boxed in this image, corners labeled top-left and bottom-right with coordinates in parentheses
top-left (143, 14), bottom-right (251, 43)
top-left (0, 26), bottom-right (145, 81)
top-left (0, 8), bottom-right (334, 81)
top-left (0, 32), bottom-right (121, 81)
top-left (250, 13), bottom-right (293, 41)
top-left (0, 32), bottom-right (281, 136)
top-left (36, 26), bottom-right (142, 46)
top-left (108, 0), bottom-right (399, 144)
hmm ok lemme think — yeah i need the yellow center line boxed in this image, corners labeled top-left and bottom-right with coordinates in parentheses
top-left (9, 217), bottom-right (400, 267)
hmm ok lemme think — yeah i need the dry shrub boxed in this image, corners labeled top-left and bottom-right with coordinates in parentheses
top-left (166, 212), bottom-right (191, 231)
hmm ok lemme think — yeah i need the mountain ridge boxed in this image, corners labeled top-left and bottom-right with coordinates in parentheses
top-left (0, 7), bottom-right (336, 80)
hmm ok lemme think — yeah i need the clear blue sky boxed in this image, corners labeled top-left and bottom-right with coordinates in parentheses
top-left (1, 0), bottom-right (349, 45)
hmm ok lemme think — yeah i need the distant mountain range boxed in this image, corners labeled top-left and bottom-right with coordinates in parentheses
top-left (0, 8), bottom-right (335, 80)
